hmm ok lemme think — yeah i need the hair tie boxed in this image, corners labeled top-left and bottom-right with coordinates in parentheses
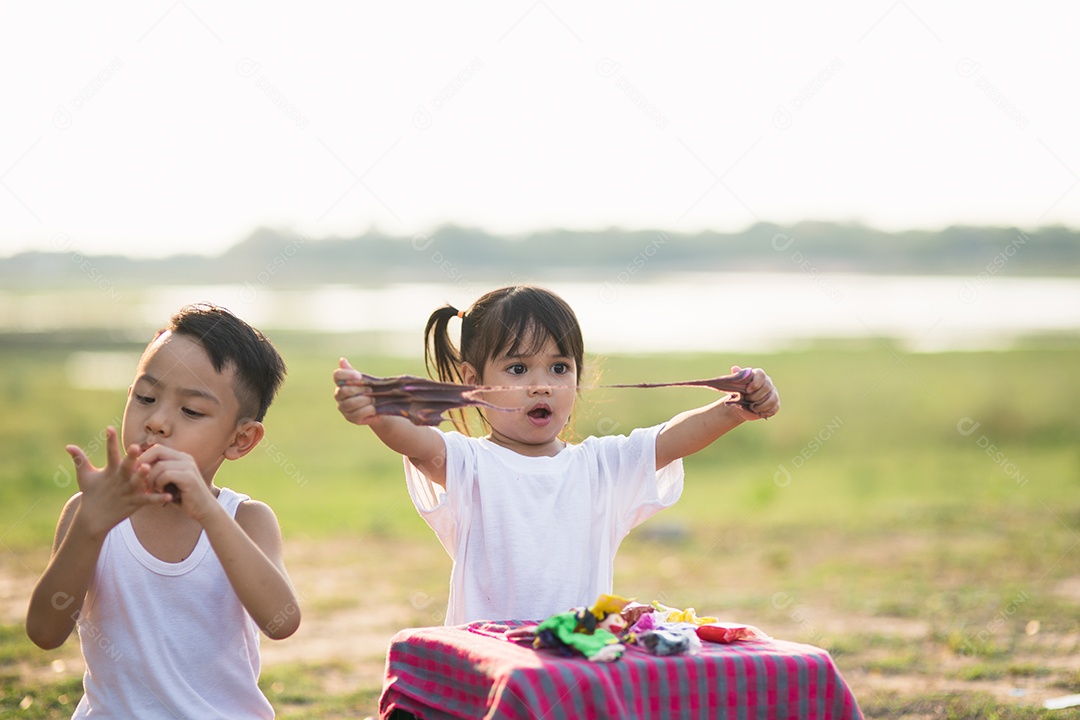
top-left (457, 310), bottom-right (465, 319)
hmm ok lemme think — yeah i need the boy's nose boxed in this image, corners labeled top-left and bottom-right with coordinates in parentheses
top-left (144, 410), bottom-right (169, 435)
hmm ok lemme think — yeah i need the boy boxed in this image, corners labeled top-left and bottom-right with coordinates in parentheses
top-left (26, 303), bottom-right (300, 719)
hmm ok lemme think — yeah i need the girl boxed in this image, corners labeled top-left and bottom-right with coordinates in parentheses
top-left (333, 285), bottom-right (778, 625)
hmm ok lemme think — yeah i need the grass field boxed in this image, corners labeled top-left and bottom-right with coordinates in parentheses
top-left (2, 332), bottom-right (1078, 718)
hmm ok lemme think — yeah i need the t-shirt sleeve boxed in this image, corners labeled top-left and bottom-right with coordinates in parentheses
top-left (592, 423), bottom-right (685, 537)
top-left (403, 431), bottom-right (474, 556)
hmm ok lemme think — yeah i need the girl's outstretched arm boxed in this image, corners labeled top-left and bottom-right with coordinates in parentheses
top-left (333, 358), bottom-right (448, 487)
top-left (655, 366), bottom-right (779, 470)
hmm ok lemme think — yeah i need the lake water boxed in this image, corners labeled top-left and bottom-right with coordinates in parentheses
top-left (2, 273), bottom-right (1077, 357)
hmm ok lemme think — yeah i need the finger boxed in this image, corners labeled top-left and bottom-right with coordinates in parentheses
top-left (751, 391), bottom-right (779, 417)
top-left (144, 468), bottom-right (182, 500)
top-left (140, 456), bottom-right (195, 486)
top-left (339, 393), bottom-right (375, 415)
top-left (337, 386), bottom-right (375, 407)
top-left (335, 358), bottom-right (359, 385)
top-left (138, 456), bottom-right (168, 486)
top-left (135, 490), bottom-right (176, 506)
top-left (144, 465), bottom-right (196, 505)
top-left (745, 368), bottom-right (768, 394)
top-left (765, 391), bottom-right (781, 412)
top-left (141, 470), bottom-right (174, 502)
top-left (135, 442), bottom-right (161, 462)
top-left (745, 377), bottom-right (769, 400)
top-left (339, 401), bottom-right (376, 425)
top-left (121, 442), bottom-right (144, 477)
top-left (65, 445), bottom-right (89, 471)
top-left (130, 444), bottom-right (156, 477)
top-left (132, 459), bottom-right (153, 484)
top-left (334, 371), bottom-right (365, 387)
top-left (338, 401), bottom-right (366, 421)
top-left (747, 388), bottom-right (771, 407)
top-left (104, 426), bottom-right (121, 469)
top-left (730, 365), bottom-right (759, 387)
top-left (747, 384), bottom-right (776, 408)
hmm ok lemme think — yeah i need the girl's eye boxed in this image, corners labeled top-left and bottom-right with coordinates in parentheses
top-left (552, 363), bottom-right (570, 375)
top-left (507, 364), bottom-right (526, 375)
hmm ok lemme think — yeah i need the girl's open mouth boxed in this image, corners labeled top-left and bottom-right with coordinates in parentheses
top-left (527, 405), bottom-right (553, 425)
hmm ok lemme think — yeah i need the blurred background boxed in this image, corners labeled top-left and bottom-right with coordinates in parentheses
top-left (2, 3), bottom-right (1079, 718)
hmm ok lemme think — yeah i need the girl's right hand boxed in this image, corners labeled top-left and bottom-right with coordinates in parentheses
top-left (332, 359), bottom-right (448, 486)
top-left (333, 358), bottom-right (380, 426)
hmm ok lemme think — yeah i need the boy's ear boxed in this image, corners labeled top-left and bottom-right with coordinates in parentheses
top-left (225, 420), bottom-right (264, 461)
top-left (460, 362), bottom-right (479, 385)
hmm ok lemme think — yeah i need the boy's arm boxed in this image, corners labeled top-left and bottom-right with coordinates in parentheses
top-left (202, 500), bottom-right (301, 640)
top-left (334, 358), bottom-right (448, 487)
top-left (655, 366), bottom-right (779, 470)
top-left (135, 443), bottom-right (302, 640)
top-left (26, 495), bottom-right (99, 649)
top-left (27, 431), bottom-right (173, 649)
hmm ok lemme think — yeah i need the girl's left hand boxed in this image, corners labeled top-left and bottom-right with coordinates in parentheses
top-left (731, 366), bottom-right (780, 420)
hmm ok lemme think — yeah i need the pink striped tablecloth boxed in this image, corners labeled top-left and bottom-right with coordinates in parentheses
top-left (379, 621), bottom-right (863, 719)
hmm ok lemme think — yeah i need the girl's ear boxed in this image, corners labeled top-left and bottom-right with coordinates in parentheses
top-left (225, 420), bottom-right (265, 460)
top-left (460, 362), bottom-right (480, 386)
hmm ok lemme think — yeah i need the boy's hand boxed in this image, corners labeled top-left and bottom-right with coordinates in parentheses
top-left (66, 427), bottom-right (174, 539)
top-left (729, 366), bottom-right (780, 421)
top-left (134, 445), bottom-right (219, 523)
top-left (333, 357), bottom-right (381, 426)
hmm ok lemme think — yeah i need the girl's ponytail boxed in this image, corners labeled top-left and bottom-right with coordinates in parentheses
top-left (424, 305), bottom-right (464, 385)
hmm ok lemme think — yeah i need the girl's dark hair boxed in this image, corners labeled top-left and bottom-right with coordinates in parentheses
top-left (157, 303), bottom-right (286, 423)
top-left (424, 286), bottom-right (584, 432)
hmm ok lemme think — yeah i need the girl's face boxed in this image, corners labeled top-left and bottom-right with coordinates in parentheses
top-left (463, 333), bottom-right (577, 457)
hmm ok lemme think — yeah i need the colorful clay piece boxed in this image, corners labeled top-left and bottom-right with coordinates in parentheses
top-left (356, 374), bottom-right (522, 426)
top-left (696, 623), bottom-right (769, 644)
top-left (529, 596), bottom-right (768, 661)
top-left (344, 367), bottom-right (762, 426)
top-left (534, 612), bottom-right (624, 662)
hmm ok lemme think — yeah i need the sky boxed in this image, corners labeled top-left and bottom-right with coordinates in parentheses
top-left (2, 2), bottom-right (1078, 259)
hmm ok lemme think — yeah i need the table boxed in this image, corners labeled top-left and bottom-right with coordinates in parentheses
top-left (379, 621), bottom-right (863, 719)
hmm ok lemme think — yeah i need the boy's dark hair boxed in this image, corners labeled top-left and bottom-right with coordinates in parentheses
top-left (158, 303), bottom-right (286, 422)
top-left (424, 286), bottom-right (584, 432)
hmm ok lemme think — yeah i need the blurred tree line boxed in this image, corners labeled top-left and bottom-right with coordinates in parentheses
top-left (3, 221), bottom-right (1076, 287)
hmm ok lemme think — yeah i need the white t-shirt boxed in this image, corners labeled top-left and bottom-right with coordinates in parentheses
top-left (404, 424), bottom-right (684, 625)
top-left (73, 487), bottom-right (274, 720)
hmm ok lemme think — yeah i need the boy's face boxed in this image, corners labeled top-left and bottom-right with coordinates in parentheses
top-left (122, 331), bottom-right (247, 483)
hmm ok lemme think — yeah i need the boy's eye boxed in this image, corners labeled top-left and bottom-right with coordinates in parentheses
top-left (552, 363), bottom-right (570, 375)
top-left (182, 408), bottom-right (206, 419)
top-left (507, 364), bottom-right (526, 375)
top-left (135, 394), bottom-right (154, 405)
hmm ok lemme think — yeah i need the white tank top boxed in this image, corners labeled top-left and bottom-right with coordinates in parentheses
top-left (73, 487), bottom-right (274, 719)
